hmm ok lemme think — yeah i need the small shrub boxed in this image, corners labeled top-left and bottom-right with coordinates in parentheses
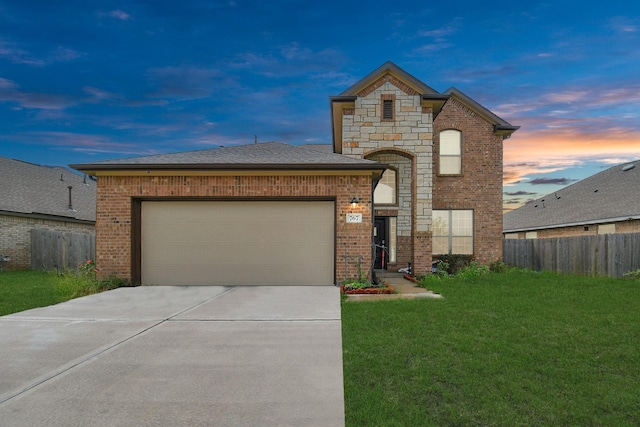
top-left (489, 259), bottom-right (510, 273)
top-left (420, 259), bottom-right (493, 287)
top-left (433, 259), bottom-right (450, 277)
top-left (103, 276), bottom-right (133, 287)
top-left (433, 254), bottom-right (473, 275)
top-left (343, 281), bottom-right (372, 290)
top-left (55, 259), bottom-right (129, 299)
top-left (457, 261), bottom-right (490, 280)
top-left (623, 269), bottom-right (640, 280)
top-left (78, 259), bottom-right (98, 278)
top-left (419, 261), bottom-right (450, 287)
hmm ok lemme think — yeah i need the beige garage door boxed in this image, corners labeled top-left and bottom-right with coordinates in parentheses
top-left (141, 201), bottom-right (335, 286)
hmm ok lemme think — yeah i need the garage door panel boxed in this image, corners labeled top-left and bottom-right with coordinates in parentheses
top-left (142, 201), bottom-right (334, 286)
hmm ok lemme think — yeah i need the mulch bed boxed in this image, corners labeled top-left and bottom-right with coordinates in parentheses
top-left (340, 282), bottom-right (396, 294)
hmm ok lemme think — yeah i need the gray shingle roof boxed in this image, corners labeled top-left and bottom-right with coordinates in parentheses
top-left (300, 143), bottom-right (334, 153)
top-left (503, 159), bottom-right (640, 232)
top-left (0, 156), bottom-right (96, 222)
top-left (71, 142), bottom-right (386, 172)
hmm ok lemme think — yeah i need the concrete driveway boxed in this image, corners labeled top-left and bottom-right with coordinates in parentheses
top-left (0, 286), bottom-right (344, 427)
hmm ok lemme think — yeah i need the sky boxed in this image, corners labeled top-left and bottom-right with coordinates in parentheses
top-left (1, 1), bottom-right (639, 211)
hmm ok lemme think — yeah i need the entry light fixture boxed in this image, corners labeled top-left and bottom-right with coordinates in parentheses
top-left (351, 197), bottom-right (359, 207)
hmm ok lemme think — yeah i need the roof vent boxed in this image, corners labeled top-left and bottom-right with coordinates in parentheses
top-left (622, 164), bottom-right (635, 172)
top-left (68, 186), bottom-right (77, 212)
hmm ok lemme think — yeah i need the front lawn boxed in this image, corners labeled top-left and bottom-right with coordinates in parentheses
top-left (0, 269), bottom-right (125, 316)
top-left (342, 270), bottom-right (640, 426)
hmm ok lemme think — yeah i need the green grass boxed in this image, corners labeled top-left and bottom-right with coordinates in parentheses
top-left (342, 270), bottom-right (640, 426)
top-left (0, 270), bottom-right (126, 316)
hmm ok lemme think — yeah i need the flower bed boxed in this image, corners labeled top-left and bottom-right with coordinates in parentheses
top-left (340, 282), bottom-right (395, 294)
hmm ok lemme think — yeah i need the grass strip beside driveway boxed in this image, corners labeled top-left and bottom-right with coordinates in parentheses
top-left (0, 271), bottom-right (71, 316)
top-left (0, 270), bottom-right (123, 316)
top-left (342, 270), bottom-right (640, 426)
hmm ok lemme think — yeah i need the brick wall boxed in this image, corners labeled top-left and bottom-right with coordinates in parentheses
top-left (95, 173), bottom-right (373, 284)
top-left (0, 214), bottom-right (94, 270)
top-left (433, 97), bottom-right (505, 264)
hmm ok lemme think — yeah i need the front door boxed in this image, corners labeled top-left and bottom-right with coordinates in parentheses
top-left (374, 218), bottom-right (388, 269)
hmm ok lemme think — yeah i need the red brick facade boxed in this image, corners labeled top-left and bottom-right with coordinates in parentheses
top-left (433, 97), bottom-right (505, 264)
top-left (95, 173), bottom-right (374, 284)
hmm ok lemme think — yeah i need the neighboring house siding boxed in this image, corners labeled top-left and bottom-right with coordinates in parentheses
top-left (433, 97), bottom-right (505, 264)
top-left (506, 219), bottom-right (640, 239)
top-left (0, 214), bottom-right (94, 270)
top-left (95, 174), bottom-right (373, 284)
top-left (617, 220), bottom-right (640, 234)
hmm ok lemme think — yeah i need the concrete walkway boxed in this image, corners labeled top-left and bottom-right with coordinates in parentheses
top-left (0, 286), bottom-right (344, 427)
top-left (344, 272), bottom-right (443, 301)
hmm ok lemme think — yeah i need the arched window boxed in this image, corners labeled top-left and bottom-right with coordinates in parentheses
top-left (374, 168), bottom-right (397, 205)
top-left (439, 130), bottom-right (462, 175)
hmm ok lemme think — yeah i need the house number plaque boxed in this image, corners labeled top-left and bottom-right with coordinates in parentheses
top-left (346, 213), bottom-right (362, 223)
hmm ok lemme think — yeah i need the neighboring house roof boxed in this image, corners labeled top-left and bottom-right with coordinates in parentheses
top-left (71, 142), bottom-right (387, 176)
top-left (503, 159), bottom-right (640, 232)
top-left (0, 156), bottom-right (96, 223)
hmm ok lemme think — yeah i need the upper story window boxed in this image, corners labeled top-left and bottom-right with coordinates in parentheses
top-left (374, 168), bottom-right (397, 205)
top-left (381, 94), bottom-right (395, 121)
top-left (439, 129), bottom-right (462, 175)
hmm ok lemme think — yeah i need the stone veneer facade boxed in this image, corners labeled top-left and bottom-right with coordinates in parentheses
top-left (94, 173), bottom-right (373, 284)
top-left (340, 79), bottom-right (434, 274)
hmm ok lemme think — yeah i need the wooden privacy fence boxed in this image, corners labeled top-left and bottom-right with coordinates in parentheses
top-left (503, 232), bottom-right (640, 278)
top-left (31, 229), bottom-right (96, 271)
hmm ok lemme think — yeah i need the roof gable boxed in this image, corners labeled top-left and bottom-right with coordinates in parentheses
top-left (504, 160), bottom-right (640, 232)
top-left (340, 61), bottom-right (440, 97)
top-left (443, 88), bottom-right (520, 136)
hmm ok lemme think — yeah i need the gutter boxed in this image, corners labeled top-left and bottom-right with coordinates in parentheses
top-left (0, 210), bottom-right (96, 225)
top-left (70, 162), bottom-right (388, 173)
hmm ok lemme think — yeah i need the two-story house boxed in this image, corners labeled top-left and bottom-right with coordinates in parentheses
top-left (71, 62), bottom-right (517, 286)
